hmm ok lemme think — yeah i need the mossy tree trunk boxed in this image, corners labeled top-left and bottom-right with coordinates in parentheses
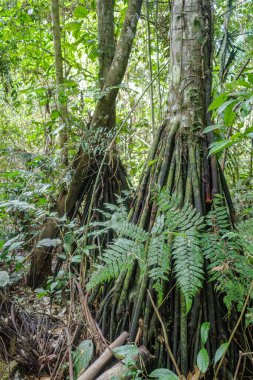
top-left (93, 0), bottom-right (240, 377)
top-left (28, 0), bottom-right (143, 288)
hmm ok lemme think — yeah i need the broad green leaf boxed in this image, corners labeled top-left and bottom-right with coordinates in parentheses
top-left (35, 288), bottom-right (48, 298)
top-left (148, 159), bottom-right (158, 167)
top-left (224, 104), bottom-right (236, 126)
top-left (229, 91), bottom-right (249, 97)
top-left (3, 240), bottom-right (24, 253)
top-left (200, 322), bottom-right (210, 346)
top-left (37, 238), bottom-right (61, 248)
top-left (197, 348), bottom-right (209, 373)
top-left (149, 368), bottom-right (178, 379)
top-left (64, 233), bottom-right (75, 245)
top-left (0, 271), bottom-right (10, 287)
top-left (208, 140), bottom-right (233, 155)
top-left (71, 255), bottom-right (81, 263)
top-left (185, 295), bottom-right (192, 315)
top-left (3, 235), bottom-right (24, 249)
top-left (83, 244), bottom-right (97, 255)
top-left (50, 281), bottom-right (59, 291)
top-left (234, 80), bottom-right (252, 88)
top-left (50, 110), bottom-right (59, 120)
top-left (214, 342), bottom-right (229, 365)
top-left (208, 93), bottom-right (227, 111)
top-left (203, 125), bottom-right (225, 133)
top-left (112, 344), bottom-right (139, 364)
top-left (217, 100), bottom-right (237, 115)
top-left (73, 6), bottom-right (88, 18)
top-left (73, 339), bottom-right (93, 379)
top-left (248, 73), bottom-right (253, 84)
top-left (65, 21), bottom-right (81, 33)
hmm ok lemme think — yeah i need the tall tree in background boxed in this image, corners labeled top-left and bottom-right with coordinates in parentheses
top-left (89, 0), bottom-right (246, 377)
top-left (51, 0), bottom-right (68, 164)
top-left (28, 0), bottom-right (143, 288)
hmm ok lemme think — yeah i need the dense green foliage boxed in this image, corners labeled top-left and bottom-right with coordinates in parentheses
top-left (0, 0), bottom-right (253, 379)
top-left (87, 192), bottom-right (253, 313)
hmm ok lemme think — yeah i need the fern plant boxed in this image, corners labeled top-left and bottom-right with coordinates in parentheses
top-left (87, 192), bottom-right (205, 308)
top-left (202, 197), bottom-right (253, 311)
top-left (87, 191), bottom-right (253, 312)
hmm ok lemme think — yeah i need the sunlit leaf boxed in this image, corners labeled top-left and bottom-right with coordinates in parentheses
top-left (208, 93), bottom-right (227, 111)
top-left (73, 6), bottom-right (88, 18)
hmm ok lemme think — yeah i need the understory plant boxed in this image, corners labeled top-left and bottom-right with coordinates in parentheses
top-left (87, 191), bottom-right (253, 314)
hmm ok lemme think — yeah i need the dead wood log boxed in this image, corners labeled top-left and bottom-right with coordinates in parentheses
top-left (95, 345), bottom-right (152, 380)
top-left (77, 331), bottom-right (129, 380)
top-left (95, 362), bottom-right (128, 380)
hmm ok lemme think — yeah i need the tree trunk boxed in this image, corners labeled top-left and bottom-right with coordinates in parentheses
top-left (27, 0), bottom-right (143, 288)
top-left (92, 0), bottom-right (242, 377)
top-left (51, 0), bottom-right (68, 165)
top-left (97, 0), bottom-right (116, 129)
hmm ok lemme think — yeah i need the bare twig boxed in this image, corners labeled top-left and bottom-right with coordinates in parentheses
top-left (75, 280), bottom-right (108, 353)
top-left (233, 351), bottom-right (253, 380)
top-left (67, 328), bottom-right (74, 380)
top-left (147, 290), bottom-right (183, 379)
top-left (214, 281), bottom-right (253, 379)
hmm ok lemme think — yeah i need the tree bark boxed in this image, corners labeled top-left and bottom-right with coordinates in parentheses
top-left (51, 0), bottom-right (68, 165)
top-left (97, 0), bottom-right (116, 129)
top-left (27, 0), bottom-right (143, 288)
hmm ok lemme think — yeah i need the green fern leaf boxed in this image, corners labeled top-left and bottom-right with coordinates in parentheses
top-left (172, 229), bottom-right (204, 301)
top-left (87, 237), bottom-right (143, 289)
top-left (148, 235), bottom-right (170, 282)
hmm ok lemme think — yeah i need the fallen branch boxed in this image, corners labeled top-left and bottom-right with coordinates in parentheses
top-left (95, 345), bottom-right (152, 380)
top-left (77, 331), bottom-right (129, 380)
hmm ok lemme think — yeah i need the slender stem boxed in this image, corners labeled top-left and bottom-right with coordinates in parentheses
top-left (148, 290), bottom-right (183, 379)
top-left (180, 292), bottom-right (188, 375)
top-left (214, 281), bottom-right (253, 379)
top-left (233, 351), bottom-right (243, 380)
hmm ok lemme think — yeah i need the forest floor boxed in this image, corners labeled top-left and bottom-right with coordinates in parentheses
top-left (0, 284), bottom-right (69, 379)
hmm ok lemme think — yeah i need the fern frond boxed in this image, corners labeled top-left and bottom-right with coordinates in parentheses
top-left (172, 229), bottom-right (204, 302)
top-left (202, 234), bottom-right (230, 281)
top-left (111, 220), bottom-right (148, 242)
top-left (157, 192), bottom-right (204, 232)
top-left (202, 227), bottom-right (253, 311)
top-left (151, 214), bottom-right (165, 235)
top-left (87, 237), bottom-right (144, 289)
top-left (206, 197), bottom-right (230, 234)
top-left (89, 202), bottom-right (130, 237)
top-left (148, 234), bottom-right (170, 282)
top-left (237, 219), bottom-right (253, 256)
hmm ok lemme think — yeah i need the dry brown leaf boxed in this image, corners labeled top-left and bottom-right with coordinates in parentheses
top-left (187, 366), bottom-right (202, 380)
top-left (211, 263), bottom-right (229, 272)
